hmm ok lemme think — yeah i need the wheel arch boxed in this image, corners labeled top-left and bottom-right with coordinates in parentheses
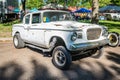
top-left (13, 31), bottom-right (20, 36)
top-left (49, 36), bottom-right (66, 48)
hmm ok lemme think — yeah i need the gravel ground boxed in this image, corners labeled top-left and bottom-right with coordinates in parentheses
top-left (0, 42), bottom-right (120, 80)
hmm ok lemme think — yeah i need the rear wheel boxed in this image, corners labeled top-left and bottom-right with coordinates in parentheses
top-left (13, 33), bottom-right (25, 49)
top-left (52, 46), bottom-right (72, 70)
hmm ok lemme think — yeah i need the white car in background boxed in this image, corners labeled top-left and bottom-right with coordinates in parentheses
top-left (104, 13), bottom-right (120, 21)
top-left (12, 10), bottom-right (109, 70)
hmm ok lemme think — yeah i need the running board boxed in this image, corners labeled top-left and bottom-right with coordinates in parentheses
top-left (26, 38), bottom-right (57, 53)
top-left (26, 44), bottom-right (55, 53)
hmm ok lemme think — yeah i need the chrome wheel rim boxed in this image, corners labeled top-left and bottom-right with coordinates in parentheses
top-left (54, 50), bottom-right (66, 66)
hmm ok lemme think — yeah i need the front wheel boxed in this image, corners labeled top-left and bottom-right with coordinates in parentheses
top-left (52, 46), bottom-right (72, 70)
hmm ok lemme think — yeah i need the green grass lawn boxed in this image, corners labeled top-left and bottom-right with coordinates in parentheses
top-left (0, 20), bottom-right (120, 37)
top-left (0, 24), bottom-right (12, 37)
top-left (99, 20), bottom-right (120, 34)
top-left (0, 20), bottom-right (20, 37)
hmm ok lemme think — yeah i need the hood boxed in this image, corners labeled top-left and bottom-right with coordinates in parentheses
top-left (48, 21), bottom-right (101, 30)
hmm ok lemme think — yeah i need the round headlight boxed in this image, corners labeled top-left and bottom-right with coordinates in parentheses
top-left (71, 32), bottom-right (77, 41)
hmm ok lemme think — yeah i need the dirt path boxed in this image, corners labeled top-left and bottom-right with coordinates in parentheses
top-left (0, 42), bottom-right (120, 80)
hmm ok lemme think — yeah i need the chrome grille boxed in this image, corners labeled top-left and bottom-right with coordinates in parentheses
top-left (87, 28), bottom-right (101, 40)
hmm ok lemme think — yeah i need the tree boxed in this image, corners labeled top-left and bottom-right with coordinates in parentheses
top-left (21, 0), bottom-right (26, 11)
top-left (91, 0), bottom-right (99, 24)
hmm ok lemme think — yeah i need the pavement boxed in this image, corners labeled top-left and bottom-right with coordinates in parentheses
top-left (0, 42), bottom-right (120, 80)
top-left (0, 37), bottom-right (12, 42)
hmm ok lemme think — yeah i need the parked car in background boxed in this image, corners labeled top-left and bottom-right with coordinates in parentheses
top-left (103, 13), bottom-right (120, 21)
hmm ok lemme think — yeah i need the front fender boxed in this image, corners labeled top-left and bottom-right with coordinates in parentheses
top-left (44, 30), bottom-right (72, 49)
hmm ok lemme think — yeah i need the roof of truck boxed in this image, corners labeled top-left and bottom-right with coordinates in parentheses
top-left (34, 9), bottom-right (69, 13)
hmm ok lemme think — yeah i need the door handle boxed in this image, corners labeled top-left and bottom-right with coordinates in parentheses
top-left (32, 25), bottom-right (37, 26)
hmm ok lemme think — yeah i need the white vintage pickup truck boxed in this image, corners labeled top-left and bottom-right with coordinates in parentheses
top-left (12, 10), bottom-right (109, 69)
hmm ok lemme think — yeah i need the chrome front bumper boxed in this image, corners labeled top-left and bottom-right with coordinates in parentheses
top-left (70, 39), bottom-right (108, 51)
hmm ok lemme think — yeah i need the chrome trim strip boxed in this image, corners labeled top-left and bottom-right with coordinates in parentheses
top-left (14, 26), bottom-right (82, 32)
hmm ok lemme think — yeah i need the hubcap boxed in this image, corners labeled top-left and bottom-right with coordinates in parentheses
top-left (14, 36), bottom-right (18, 46)
top-left (54, 50), bottom-right (66, 66)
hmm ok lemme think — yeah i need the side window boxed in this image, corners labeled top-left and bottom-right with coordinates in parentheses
top-left (25, 15), bottom-right (30, 24)
top-left (32, 13), bottom-right (41, 24)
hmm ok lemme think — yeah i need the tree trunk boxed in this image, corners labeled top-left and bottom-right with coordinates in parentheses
top-left (21, 0), bottom-right (26, 12)
top-left (91, 0), bottom-right (99, 24)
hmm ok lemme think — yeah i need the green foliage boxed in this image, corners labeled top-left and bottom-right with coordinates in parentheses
top-left (110, 0), bottom-right (120, 6)
top-left (0, 20), bottom-right (20, 37)
top-left (68, 0), bottom-right (81, 6)
top-left (2, 20), bottom-right (20, 26)
top-left (25, 0), bottom-right (120, 9)
top-left (0, 24), bottom-right (11, 32)
top-left (0, 24), bottom-right (12, 37)
top-left (99, 0), bottom-right (111, 8)
top-left (79, 0), bottom-right (111, 8)
top-left (26, 0), bottom-right (91, 8)
top-left (45, 0), bottom-right (80, 6)
top-left (26, 0), bottom-right (44, 9)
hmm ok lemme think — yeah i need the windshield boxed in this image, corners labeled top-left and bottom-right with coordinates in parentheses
top-left (43, 11), bottom-right (73, 23)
